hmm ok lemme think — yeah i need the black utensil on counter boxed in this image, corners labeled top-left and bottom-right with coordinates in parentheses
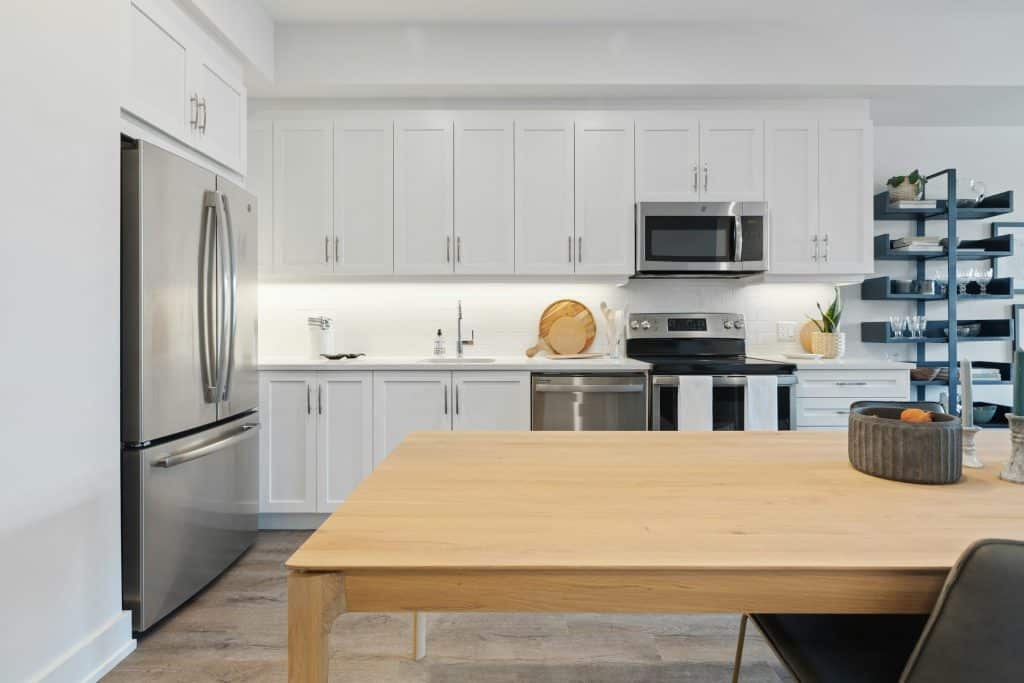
top-left (320, 353), bottom-right (366, 360)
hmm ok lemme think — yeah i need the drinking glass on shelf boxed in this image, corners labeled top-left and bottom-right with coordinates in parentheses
top-left (889, 315), bottom-right (905, 339)
top-left (912, 315), bottom-right (927, 338)
top-left (956, 269), bottom-right (971, 296)
top-left (902, 315), bottom-right (914, 339)
top-left (976, 267), bottom-right (993, 295)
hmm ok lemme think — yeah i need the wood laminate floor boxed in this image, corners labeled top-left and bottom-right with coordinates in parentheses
top-left (105, 531), bottom-right (792, 682)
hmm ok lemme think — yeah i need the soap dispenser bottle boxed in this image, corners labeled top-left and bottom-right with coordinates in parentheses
top-left (433, 329), bottom-right (446, 357)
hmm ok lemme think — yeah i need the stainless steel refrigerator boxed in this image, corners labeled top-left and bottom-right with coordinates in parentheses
top-left (121, 139), bottom-right (259, 632)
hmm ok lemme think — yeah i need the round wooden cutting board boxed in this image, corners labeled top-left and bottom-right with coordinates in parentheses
top-left (525, 299), bottom-right (597, 357)
top-left (548, 317), bottom-right (588, 355)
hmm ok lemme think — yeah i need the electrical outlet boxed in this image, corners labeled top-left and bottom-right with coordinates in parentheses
top-left (776, 321), bottom-right (797, 341)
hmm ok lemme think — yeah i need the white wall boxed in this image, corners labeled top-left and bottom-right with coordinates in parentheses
top-left (0, 1), bottom-right (133, 681)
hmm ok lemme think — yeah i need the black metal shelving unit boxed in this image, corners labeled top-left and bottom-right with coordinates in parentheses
top-left (861, 169), bottom-right (1015, 420)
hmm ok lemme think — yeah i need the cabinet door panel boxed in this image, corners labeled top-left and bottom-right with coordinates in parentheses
top-left (247, 121), bottom-right (273, 274)
top-left (636, 116), bottom-right (700, 202)
top-left (125, 0), bottom-right (189, 141)
top-left (454, 116), bottom-right (515, 274)
top-left (699, 120), bottom-right (764, 201)
top-left (317, 373), bottom-right (373, 513)
top-left (373, 372), bottom-right (451, 466)
top-left (515, 116), bottom-right (575, 274)
top-left (453, 372), bottom-right (530, 431)
top-left (575, 117), bottom-right (636, 275)
top-left (766, 121), bottom-right (820, 275)
top-left (194, 57), bottom-right (245, 172)
top-left (819, 121), bottom-right (873, 275)
top-left (335, 116), bottom-right (394, 274)
top-left (259, 373), bottom-right (317, 513)
top-left (272, 121), bottom-right (333, 274)
top-left (395, 116), bottom-right (454, 274)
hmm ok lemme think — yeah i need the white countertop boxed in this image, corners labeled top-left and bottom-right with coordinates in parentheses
top-left (761, 355), bottom-right (915, 371)
top-left (259, 355), bottom-right (651, 373)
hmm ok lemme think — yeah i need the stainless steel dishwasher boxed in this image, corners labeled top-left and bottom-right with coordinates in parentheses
top-left (531, 374), bottom-right (648, 430)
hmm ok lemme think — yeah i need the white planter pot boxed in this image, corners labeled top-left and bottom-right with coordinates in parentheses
top-left (889, 180), bottom-right (922, 201)
top-left (811, 331), bottom-right (846, 359)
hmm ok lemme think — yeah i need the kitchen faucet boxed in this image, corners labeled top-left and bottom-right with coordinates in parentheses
top-left (456, 300), bottom-right (475, 358)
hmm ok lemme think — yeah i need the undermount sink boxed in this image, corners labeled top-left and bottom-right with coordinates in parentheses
top-left (420, 357), bottom-right (496, 364)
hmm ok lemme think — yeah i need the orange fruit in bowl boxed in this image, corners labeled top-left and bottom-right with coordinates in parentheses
top-left (900, 408), bottom-right (933, 423)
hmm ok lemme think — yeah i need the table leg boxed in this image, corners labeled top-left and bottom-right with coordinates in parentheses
top-left (288, 570), bottom-right (346, 683)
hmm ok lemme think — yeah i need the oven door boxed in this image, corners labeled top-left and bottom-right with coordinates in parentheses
top-left (636, 201), bottom-right (767, 273)
top-left (651, 375), bottom-right (796, 431)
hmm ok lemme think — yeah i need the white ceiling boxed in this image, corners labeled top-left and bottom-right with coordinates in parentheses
top-left (260, 0), bottom-right (1020, 24)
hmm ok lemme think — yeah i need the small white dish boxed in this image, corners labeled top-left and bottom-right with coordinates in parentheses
top-left (783, 352), bottom-right (824, 360)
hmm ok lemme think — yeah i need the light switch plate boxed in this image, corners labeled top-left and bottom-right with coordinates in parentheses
top-left (776, 321), bottom-right (797, 341)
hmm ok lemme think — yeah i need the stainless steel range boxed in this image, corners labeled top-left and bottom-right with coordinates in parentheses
top-left (626, 312), bottom-right (797, 431)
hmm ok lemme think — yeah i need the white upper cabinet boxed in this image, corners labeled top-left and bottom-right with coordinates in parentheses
top-left (454, 116), bottom-right (515, 274)
top-left (334, 115), bottom-right (395, 274)
top-left (123, 0), bottom-right (246, 173)
top-left (635, 116), bottom-right (700, 202)
top-left (818, 121), bottom-right (873, 275)
top-left (191, 55), bottom-right (245, 173)
top-left (698, 120), bottom-right (765, 201)
top-left (766, 121), bottom-right (820, 275)
top-left (247, 121), bottom-right (274, 274)
top-left (373, 372), bottom-right (451, 466)
top-left (259, 373), bottom-right (317, 514)
top-left (574, 117), bottom-right (636, 275)
top-left (317, 373), bottom-right (373, 513)
top-left (515, 116), bottom-right (575, 275)
top-left (452, 372), bottom-right (531, 431)
top-left (125, 0), bottom-right (189, 142)
top-left (273, 121), bottom-right (334, 275)
top-left (394, 116), bottom-right (454, 274)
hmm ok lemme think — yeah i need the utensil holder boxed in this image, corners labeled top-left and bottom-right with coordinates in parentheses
top-left (962, 425), bottom-right (983, 469)
top-left (1002, 415), bottom-right (1024, 483)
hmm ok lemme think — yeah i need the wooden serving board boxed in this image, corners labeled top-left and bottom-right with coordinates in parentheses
top-left (525, 299), bottom-right (597, 357)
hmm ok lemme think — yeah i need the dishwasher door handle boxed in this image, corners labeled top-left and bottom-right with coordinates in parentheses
top-left (534, 384), bottom-right (645, 393)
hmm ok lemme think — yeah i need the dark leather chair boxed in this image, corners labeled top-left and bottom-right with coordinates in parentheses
top-left (733, 539), bottom-right (1024, 682)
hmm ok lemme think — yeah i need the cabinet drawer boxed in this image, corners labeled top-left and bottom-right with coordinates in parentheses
top-left (795, 397), bottom-right (859, 427)
top-left (796, 371), bottom-right (908, 399)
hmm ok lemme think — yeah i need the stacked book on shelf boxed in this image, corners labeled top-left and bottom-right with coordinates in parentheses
top-left (934, 366), bottom-right (1003, 382)
top-left (890, 199), bottom-right (938, 210)
top-left (890, 235), bottom-right (945, 253)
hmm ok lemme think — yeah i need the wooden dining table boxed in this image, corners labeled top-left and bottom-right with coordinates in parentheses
top-left (286, 429), bottom-right (1024, 682)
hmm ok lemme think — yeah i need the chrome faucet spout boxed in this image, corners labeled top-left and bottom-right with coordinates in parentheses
top-left (456, 299), bottom-right (475, 358)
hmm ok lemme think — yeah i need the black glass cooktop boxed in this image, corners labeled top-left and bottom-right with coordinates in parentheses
top-left (638, 355), bottom-right (796, 376)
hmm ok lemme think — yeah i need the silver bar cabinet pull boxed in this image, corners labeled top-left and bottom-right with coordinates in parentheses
top-left (577, 236), bottom-right (583, 263)
top-left (189, 94), bottom-right (199, 129)
top-left (455, 385), bottom-right (460, 415)
top-left (324, 236), bottom-right (329, 263)
top-left (443, 385), bottom-right (448, 414)
top-left (456, 236), bottom-right (462, 263)
top-left (703, 163), bottom-right (709, 192)
top-left (692, 164), bottom-right (698, 193)
top-left (318, 384), bottom-right (323, 415)
top-left (197, 97), bottom-right (207, 133)
top-left (334, 236), bottom-right (340, 262)
top-left (306, 384), bottom-right (311, 415)
top-left (568, 235), bottom-right (572, 262)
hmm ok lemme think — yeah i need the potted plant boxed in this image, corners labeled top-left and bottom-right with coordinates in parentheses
top-left (808, 287), bottom-right (845, 358)
top-left (887, 169), bottom-right (927, 202)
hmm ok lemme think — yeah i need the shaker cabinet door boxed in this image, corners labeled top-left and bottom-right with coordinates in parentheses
top-left (259, 373), bottom-right (317, 513)
top-left (515, 116), bottom-right (575, 274)
top-left (454, 116), bottom-right (515, 274)
top-left (636, 116), bottom-right (700, 202)
top-left (818, 121), bottom-right (873, 275)
top-left (373, 372), bottom-right (452, 466)
top-left (317, 373), bottom-right (374, 513)
top-left (394, 116), bottom-right (454, 274)
top-left (273, 120), bottom-right (334, 275)
top-left (699, 120), bottom-right (764, 202)
top-left (766, 121), bottom-right (820, 275)
top-left (452, 372), bottom-right (531, 431)
top-left (334, 115), bottom-right (394, 274)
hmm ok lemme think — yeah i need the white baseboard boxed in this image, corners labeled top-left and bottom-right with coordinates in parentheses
top-left (36, 610), bottom-right (135, 683)
top-left (259, 512), bottom-right (330, 530)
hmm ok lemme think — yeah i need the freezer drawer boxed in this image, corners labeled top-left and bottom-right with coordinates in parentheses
top-left (123, 414), bottom-right (259, 631)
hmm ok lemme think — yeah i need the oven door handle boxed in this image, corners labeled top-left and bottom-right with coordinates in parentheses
top-left (652, 375), bottom-right (797, 387)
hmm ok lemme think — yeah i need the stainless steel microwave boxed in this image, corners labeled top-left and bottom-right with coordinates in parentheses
top-left (635, 201), bottom-right (769, 277)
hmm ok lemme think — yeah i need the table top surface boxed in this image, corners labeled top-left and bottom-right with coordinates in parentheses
top-left (287, 430), bottom-right (1024, 573)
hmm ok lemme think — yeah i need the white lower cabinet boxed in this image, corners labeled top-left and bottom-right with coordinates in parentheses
top-left (259, 372), bottom-right (373, 514)
top-left (795, 369), bottom-right (910, 430)
top-left (373, 371), bottom-right (531, 466)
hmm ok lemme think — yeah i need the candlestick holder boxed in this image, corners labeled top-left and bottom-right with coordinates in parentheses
top-left (962, 425), bottom-right (983, 469)
top-left (1004, 415), bottom-right (1024, 483)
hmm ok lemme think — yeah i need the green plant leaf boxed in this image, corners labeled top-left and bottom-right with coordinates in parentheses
top-left (887, 175), bottom-right (906, 187)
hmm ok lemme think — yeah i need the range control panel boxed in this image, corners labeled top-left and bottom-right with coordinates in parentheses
top-left (626, 312), bottom-right (746, 340)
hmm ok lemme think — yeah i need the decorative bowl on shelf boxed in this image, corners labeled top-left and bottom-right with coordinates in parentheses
top-left (910, 367), bottom-right (941, 381)
top-left (943, 323), bottom-right (982, 338)
top-left (848, 401), bottom-right (962, 484)
top-left (973, 404), bottom-right (998, 425)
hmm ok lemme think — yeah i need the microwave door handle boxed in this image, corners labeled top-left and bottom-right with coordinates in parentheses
top-left (733, 217), bottom-right (743, 262)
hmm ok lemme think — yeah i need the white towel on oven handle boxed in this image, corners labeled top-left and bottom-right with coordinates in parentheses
top-left (744, 375), bottom-right (778, 431)
top-left (676, 376), bottom-right (713, 431)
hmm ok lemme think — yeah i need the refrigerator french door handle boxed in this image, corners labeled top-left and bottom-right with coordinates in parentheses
top-left (218, 191), bottom-right (238, 402)
top-left (197, 197), bottom-right (218, 403)
top-left (151, 423), bottom-right (259, 468)
top-left (204, 190), bottom-right (231, 404)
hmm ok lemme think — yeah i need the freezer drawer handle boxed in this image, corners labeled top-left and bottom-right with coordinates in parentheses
top-left (152, 424), bottom-right (260, 469)
top-left (535, 384), bottom-right (644, 393)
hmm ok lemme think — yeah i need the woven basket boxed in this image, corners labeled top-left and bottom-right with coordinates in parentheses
top-left (848, 402), bottom-right (962, 484)
top-left (889, 180), bottom-right (922, 201)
